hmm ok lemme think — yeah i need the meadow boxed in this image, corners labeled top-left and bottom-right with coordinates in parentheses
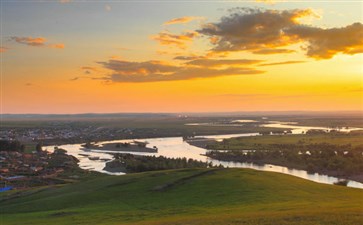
top-left (208, 132), bottom-right (363, 150)
top-left (2, 168), bottom-right (363, 225)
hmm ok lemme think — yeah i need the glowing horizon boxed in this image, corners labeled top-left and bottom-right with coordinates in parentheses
top-left (1, 1), bottom-right (362, 114)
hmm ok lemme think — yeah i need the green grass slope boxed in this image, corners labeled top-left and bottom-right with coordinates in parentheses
top-left (1, 168), bottom-right (363, 225)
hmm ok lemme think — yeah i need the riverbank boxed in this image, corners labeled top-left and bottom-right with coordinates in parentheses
top-left (45, 133), bottom-right (363, 188)
top-left (198, 133), bottom-right (363, 183)
top-left (206, 152), bottom-right (363, 183)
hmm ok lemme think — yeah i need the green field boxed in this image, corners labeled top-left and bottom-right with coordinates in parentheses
top-left (2, 168), bottom-right (363, 225)
top-left (268, 115), bottom-right (363, 128)
top-left (209, 133), bottom-right (363, 150)
top-left (0, 115), bottom-right (287, 143)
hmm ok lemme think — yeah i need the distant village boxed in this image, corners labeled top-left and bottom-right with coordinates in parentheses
top-left (0, 123), bottom-right (170, 191)
top-left (0, 125), bottom-right (136, 145)
top-left (0, 141), bottom-right (81, 191)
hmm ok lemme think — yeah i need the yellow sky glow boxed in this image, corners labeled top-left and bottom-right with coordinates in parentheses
top-left (1, 2), bottom-right (362, 113)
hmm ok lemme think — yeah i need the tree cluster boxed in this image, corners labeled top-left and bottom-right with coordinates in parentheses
top-left (0, 140), bottom-right (25, 152)
top-left (105, 154), bottom-right (212, 173)
top-left (48, 148), bottom-right (79, 168)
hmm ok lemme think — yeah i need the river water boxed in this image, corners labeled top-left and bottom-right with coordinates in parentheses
top-left (44, 122), bottom-right (363, 189)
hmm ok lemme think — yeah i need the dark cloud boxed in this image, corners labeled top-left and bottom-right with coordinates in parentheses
top-left (197, 8), bottom-right (313, 52)
top-left (70, 76), bottom-right (98, 81)
top-left (259, 60), bottom-right (306, 66)
top-left (252, 48), bottom-right (295, 54)
top-left (81, 66), bottom-right (98, 71)
top-left (174, 55), bottom-right (206, 60)
top-left (70, 77), bottom-right (79, 81)
top-left (285, 23), bottom-right (363, 59)
top-left (198, 7), bottom-right (363, 59)
top-left (97, 59), bottom-right (264, 83)
top-left (186, 59), bottom-right (263, 67)
top-left (98, 60), bottom-right (177, 75)
top-left (80, 67), bottom-right (98, 75)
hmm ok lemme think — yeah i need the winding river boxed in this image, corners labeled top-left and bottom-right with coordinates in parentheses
top-left (44, 122), bottom-right (363, 189)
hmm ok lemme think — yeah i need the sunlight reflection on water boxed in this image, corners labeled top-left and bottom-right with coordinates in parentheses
top-left (44, 122), bottom-right (363, 189)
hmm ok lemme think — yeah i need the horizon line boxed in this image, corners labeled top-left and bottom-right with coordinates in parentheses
top-left (1, 110), bottom-right (363, 116)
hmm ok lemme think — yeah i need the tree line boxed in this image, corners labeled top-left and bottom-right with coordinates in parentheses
top-left (105, 154), bottom-right (217, 173)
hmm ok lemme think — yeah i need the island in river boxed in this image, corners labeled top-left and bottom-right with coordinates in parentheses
top-left (81, 141), bottom-right (158, 153)
top-left (103, 153), bottom-right (211, 173)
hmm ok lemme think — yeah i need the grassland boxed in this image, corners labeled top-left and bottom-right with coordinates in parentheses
top-left (205, 133), bottom-right (363, 181)
top-left (1, 115), bottom-right (287, 146)
top-left (3, 113), bottom-right (362, 129)
top-left (208, 132), bottom-right (363, 150)
top-left (1, 168), bottom-right (363, 225)
top-left (3, 113), bottom-right (362, 146)
top-left (268, 114), bottom-right (363, 128)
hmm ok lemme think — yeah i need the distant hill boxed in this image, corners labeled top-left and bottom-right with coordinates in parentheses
top-left (1, 110), bottom-right (362, 120)
top-left (0, 113), bottom-right (175, 120)
top-left (2, 168), bottom-right (363, 225)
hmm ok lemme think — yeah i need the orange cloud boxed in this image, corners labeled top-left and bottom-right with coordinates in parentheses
top-left (156, 50), bottom-right (183, 56)
top-left (110, 55), bottom-right (122, 59)
top-left (286, 23), bottom-right (363, 59)
top-left (11, 36), bottom-right (47, 46)
top-left (163, 16), bottom-right (204, 25)
top-left (10, 36), bottom-right (65, 49)
top-left (259, 61), bottom-right (306, 66)
top-left (49, 43), bottom-right (65, 49)
top-left (151, 31), bottom-right (198, 49)
top-left (0, 47), bottom-right (8, 53)
top-left (117, 47), bottom-right (130, 51)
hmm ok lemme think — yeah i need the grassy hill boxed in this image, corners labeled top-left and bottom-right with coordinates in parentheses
top-left (1, 168), bottom-right (363, 225)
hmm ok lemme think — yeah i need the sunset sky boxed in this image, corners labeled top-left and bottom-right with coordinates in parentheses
top-left (1, 0), bottom-right (362, 113)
